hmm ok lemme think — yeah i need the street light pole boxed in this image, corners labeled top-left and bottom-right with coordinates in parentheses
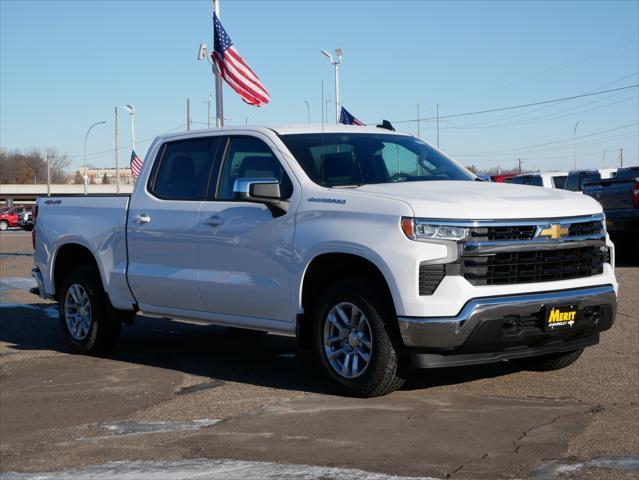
top-left (83, 121), bottom-right (107, 195)
top-left (572, 121), bottom-right (580, 170)
top-left (304, 100), bottom-right (310, 123)
top-left (123, 104), bottom-right (135, 151)
top-left (321, 48), bottom-right (343, 123)
top-left (602, 149), bottom-right (606, 168)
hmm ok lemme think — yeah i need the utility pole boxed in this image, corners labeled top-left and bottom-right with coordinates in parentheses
top-left (46, 152), bottom-right (53, 196)
top-left (417, 103), bottom-right (420, 138)
top-left (436, 104), bottom-right (440, 148)
top-left (186, 98), bottom-right (192, 131)
top-left (602, 149), bottom-right (606, 168)
top-left (518, 158), bottom-right (522, 173)
top-left (115, 107), bottom-right (120, 194)
top-left (572, 121), bottom-right (580, 170)
top-left (619, 148), bottom-right (624, 167)
top-left (207, 94), bottom-right (211, 128)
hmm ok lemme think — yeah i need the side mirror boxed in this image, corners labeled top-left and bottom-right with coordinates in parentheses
top-left (233, 177), bottom-right (281, 204)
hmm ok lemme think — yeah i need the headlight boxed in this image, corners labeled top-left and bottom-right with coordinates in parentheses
top-left (401, 217), bottom-right (469, 241)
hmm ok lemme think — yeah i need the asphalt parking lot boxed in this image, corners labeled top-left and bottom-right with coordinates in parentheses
top-left (1, 230), bottom-right (637, 480)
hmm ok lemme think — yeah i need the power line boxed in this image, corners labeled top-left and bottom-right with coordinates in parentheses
top-left (451, 122), bottom-right (639, 157)
top-left (462, 71), bottom-right (639, 128)
top-left (386, 84), bottom-right (639, 125)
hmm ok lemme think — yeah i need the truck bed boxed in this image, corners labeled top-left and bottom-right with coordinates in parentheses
top-left (33, 195), bottom-right (136, 310)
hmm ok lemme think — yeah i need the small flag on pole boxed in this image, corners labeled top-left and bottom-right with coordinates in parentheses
top-left (339, 107), bottom-right (365, 126)
top-left (212, 13), bottom-right (270, 107)
top-left (130, 150), bottom-right (143, 180)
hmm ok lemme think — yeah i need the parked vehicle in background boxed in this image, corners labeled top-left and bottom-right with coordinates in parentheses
top-left (0, 206), bottom-right (30, 231)
top-left (31, 125), bottom-right (618, 397)
top-left (476, 174), bottom-right (493, 182)
top-left (512, 172), bottom-right (568, 189)
top-left (583, 166), bottom-right (639, 246)
top-left (565, 168), bottom-right (617, 192)
top-left (491, 173), bottom-right (516, 183)
top-left (19, 210), bottom-right (34, 231)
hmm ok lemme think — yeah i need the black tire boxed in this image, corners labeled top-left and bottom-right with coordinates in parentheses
top-left (313, 278), bottom-right (406, 397)
top-left (515, 348), bottom-right (584, 371)
top-left (58, 266), bottom-right (121, 354)
top-left (226, 327), bottom-right (268, 338)
top-left (0, 221), bottom-right (8, 231)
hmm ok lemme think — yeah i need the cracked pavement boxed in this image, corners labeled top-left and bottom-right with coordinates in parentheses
top-left (1, 231), bottom-right (638, 479)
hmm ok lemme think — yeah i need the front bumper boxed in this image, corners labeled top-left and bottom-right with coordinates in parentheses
top-left (399, 285), bottom-right (617, 367)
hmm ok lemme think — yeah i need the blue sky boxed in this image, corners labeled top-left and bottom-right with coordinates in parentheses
top-left (1, 0), bottom-right (637, 172)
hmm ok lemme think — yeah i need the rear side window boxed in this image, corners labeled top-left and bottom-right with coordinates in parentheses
top-left (216, 136), bottom-right (293, 201)
top-left (565, 173), bottom-right (582, 191)
top-left (150, 137), bottom-right (222, 200)
top-left (552, 176), bottom-right (567, 189)
top-left (512, 176), bottom-right (543, 186)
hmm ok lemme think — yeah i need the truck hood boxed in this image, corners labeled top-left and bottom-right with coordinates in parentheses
top-left (356, 181), bottom-right (603, 220)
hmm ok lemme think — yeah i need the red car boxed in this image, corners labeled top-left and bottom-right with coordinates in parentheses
top-left (0, 206), bottom-right (30, 231)
top-left (491, 174), bottom-right (517, 183)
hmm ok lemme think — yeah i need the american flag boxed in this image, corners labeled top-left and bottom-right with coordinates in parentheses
top-left (339, 107), bottom-right (365, 126)
top-left (212, 13), bottom-right (270, 107)
top-left (130, 150), bottom-right (143, 180)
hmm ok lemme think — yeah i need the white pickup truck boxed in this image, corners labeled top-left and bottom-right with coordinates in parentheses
top-left (32, 125), bottom-right (618, 397)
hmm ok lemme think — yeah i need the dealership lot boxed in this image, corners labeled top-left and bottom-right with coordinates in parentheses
top-left (0, 231), bottom-right (637, 479)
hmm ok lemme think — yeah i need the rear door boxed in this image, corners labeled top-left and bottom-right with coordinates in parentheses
top-left (127, 136), bottom-right (222, 311)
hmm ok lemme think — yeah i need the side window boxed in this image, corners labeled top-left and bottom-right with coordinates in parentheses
top-left (525, 176), bottom-right (543, 187)
top-left (553, 176), bottom-right (567, 189)
top-left (150, 137), bottom-right (221, 201)
top-left (511, 176), bottom-right (525, 184)
top-left (565, 174), bottom-right (580, 191)
top-left (217, 136), bottom-right (292, 200)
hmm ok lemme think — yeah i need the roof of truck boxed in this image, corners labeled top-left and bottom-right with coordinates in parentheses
top-left (156, 124), bottom-right (410, 142)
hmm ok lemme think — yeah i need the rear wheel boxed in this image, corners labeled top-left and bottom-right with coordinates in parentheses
top-left (0, 221), bottom-right (8, 231)
top-left (313, 278), bottom-right (406, 397)
top-left (515, 348), bottom-right (584, 371)
top-left (59, 266), bottom-right (121, 354)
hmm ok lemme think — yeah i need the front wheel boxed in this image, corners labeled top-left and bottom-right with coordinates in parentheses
top-left (313, 278), bottom-right (406, 397)
top-left (59, 266), bottom-right (121, 354)
top-left (0, 221), bottom-right (8, 231)
top-left (514, 348), bottom-right (584, 371)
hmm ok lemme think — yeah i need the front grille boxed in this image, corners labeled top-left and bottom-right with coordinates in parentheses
top-left (468, 219), bottom-right (604, 242)
top-left (419, 264), bottom-right (445, 295)
top-left (469, 225), bottom-right (536, 241)
top-left (462, 246), bottom-right (606, 286)
top-left (568, 220), bottom-right (604, 237)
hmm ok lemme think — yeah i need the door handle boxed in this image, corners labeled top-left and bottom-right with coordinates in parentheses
top-left (134, 214), bottom-right (151, 224)
top-left (203, 215), bottom-right (224, 227)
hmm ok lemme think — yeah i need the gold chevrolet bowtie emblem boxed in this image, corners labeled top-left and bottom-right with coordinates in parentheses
top-left (539, 224), bottom-right (569, 240)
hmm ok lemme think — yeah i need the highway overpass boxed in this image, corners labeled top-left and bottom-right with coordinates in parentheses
top-left (0, 184), bottom-right (134, 205)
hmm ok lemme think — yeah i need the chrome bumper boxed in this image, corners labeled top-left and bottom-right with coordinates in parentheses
top-left (398, 285), bottom-right (617, 349)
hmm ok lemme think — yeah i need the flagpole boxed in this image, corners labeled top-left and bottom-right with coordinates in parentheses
top-left (213, 0), bottom-right (224, 127)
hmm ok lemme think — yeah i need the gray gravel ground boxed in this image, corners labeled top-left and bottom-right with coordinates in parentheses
top-left (1, 230), bottom-right (637, 479)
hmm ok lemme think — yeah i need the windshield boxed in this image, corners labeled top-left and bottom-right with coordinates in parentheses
top-left (279, 133), bottom-right (474, 187)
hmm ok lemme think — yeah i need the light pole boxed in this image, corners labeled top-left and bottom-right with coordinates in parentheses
top-left (123, 104), bottom-right (136, 152)
top-left (304, 100), bottom-right (310, 123)
top-left (572, 121), bottom-right (580, 170)
top-left (321, 48), bottom-right (343, 123)
top-left (602, 149), bottom-right (606, 168)
top-left (245, 116), bottom-right (250, 125)
top-left (83, 121), bottom-right (106, 195)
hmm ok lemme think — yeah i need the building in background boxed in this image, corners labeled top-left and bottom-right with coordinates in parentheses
top-left (76, 167), bottom-right (134, 185)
